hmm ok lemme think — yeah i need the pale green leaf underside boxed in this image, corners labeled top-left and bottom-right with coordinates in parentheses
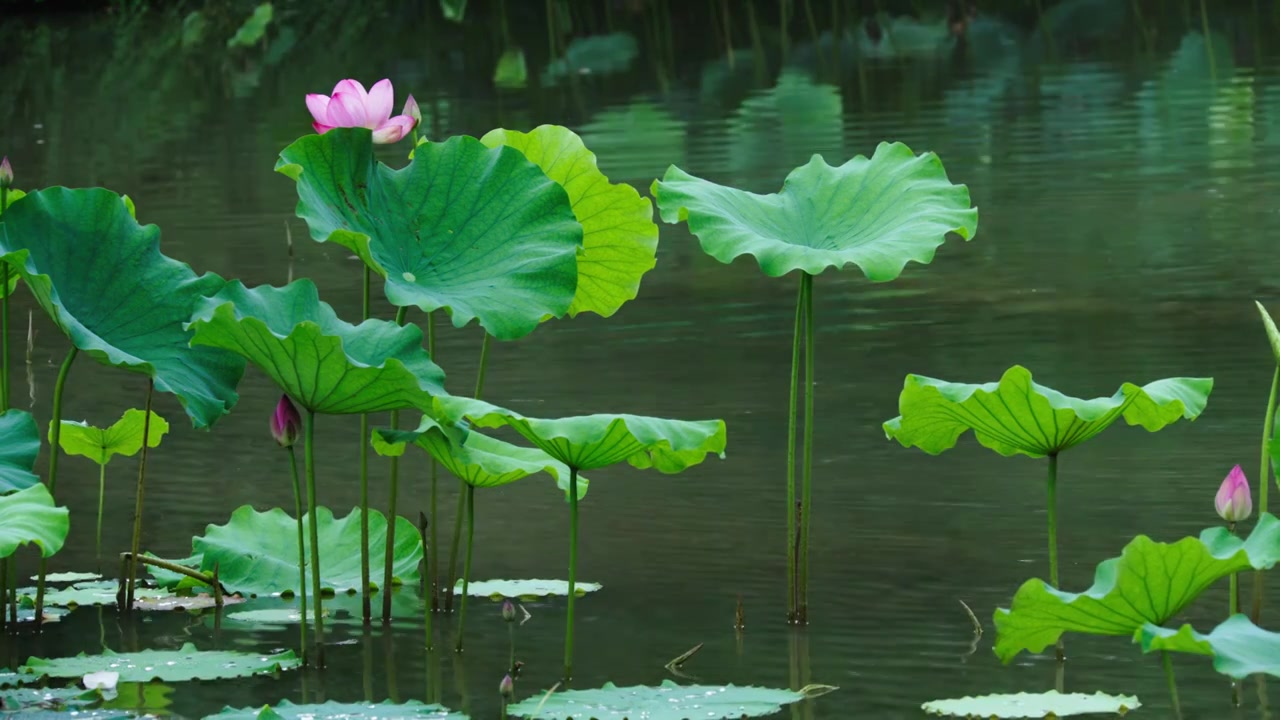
top-left (481, 125), bottom-right (658, 319)
top-left (19, 643), bottom-right (299, 682)
top-left (993, 514), bottom-right (1280, 662)
top-left (884, 364), bottom-right (1213, 458)
top-left (56, 409), bottom-right (168, 466)
top-left (0, 410), bottom-right (40, 493)
top-left (148, 505), bottom-right (422, 595)
top-left (436, 396), bottom-right (726, 473)
top-left (377, 417), bottom-right (588, 499)
top-left (212, 699), bottom-right (467, 720)
top-left (1139, 614), bottom-right (1280, 679)
top-left (507, 680), bottom-right (805, 720)
top-left (188, 279), bottom-right (446, 414)
top-left (652, 141), bottom-right (977, 279)
top-left (0, 484), bottom-right (68, 559)
top-left (922, 691), bottom-right (1140, 718)
top-left (452, 578), bottom-right (602, 599)
top-left (0, 188), bottom-right (245, 428)
top-left (38, 571), bottom-right (102, 583)
top-left (276, 128), bottom-right (582, 340)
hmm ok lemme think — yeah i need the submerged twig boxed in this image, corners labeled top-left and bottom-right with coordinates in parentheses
top-left (532, 682), bottom-right (560, 715)
top-left (118, 552), bottom-right (225, 599)
top-left (734, 594), bottom-right (745, 630)
top-left (518, 602), bottom-right (532, 626)
top-left (958, 599), bottom-right (982, 636)
top-left (664, 642), bottom-right (704, 680)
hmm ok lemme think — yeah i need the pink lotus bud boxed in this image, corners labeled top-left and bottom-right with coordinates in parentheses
top-left (403, 94), bottom-right (422, 128)
top-left (499, 674), bottom-right (514, 698)
top-left (1215, 464), bottom-right (1252, 523)
top-left (501, 599), bottom-right (515, 622)
top-left (0, 157), bottom-right (11, 190)
top-left (271, 394), bottom-right (302, 448)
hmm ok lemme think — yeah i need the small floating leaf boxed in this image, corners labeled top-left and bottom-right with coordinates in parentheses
top-left (211, 699), bottom-right (467, 720)
top-left (20, 643), bottom-right (299, 682)
top-left (1139, 614), bottom-right (1280, 679)
top-left (507, 680), bottom-right (810, 720)
top-left (0, 484), bottom-right (68, 559)
top-left (453, 578), bottom-right (602, 600)
top-left (922, 691), bottom-right (1140, 717)
top-left (38, 571), bottom-right (102, 583)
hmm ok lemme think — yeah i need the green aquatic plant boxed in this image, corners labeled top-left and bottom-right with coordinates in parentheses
top-left (438, 395), bottom-right (726, 680)
top-left (654, 141), bottom-right (977, 624)
top-left (921, 691), bottom-right (1140, 718)
top-left (212, 699), bottom-right (467, 720)
top-left (0, 187), bottom-right (246, 622)
top-left (0, 485), bottom-right (69, 562)
top-left (269, 394), bottom-right (307, 661)
top-left (886, 364), bottom-right (1212, 652)
top-left (56, 409), bottom-right (169, 558)
top-left (20, 644), bottom-right (299, 683)
top-left (0, 410), bottom-right (39, 494)
top-left (1254, 300), bottom-right (1280, 622)
top-left (452, 578), bottom-right (603, 601)
top-left (505, 680), bottom-right (830, 720)
top-left (0, 159), bottom-right (23, 418)
top-left (1140, 614), bottom-right (1280, 680)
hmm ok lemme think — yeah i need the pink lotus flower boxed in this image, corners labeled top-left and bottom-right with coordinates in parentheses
top-left (1216, 464), bottom-right (1252, 523)
top-left (306, 79), bottom-right (418, 144)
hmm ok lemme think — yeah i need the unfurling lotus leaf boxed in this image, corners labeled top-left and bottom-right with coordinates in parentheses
top-left (993, 514), bottom-right (1280, 662)
top-left (147, 505), bottom-right (422, 595)
top-left (436, 396), bottom-right (727, 473)
top-left (19, 643), bottom-right (299, 682)
top-left (885, 365), bottom-right (1212, 458)
top-left (56, 409), bottom-right (169, 466)
top-left (187, 279), bottom-right (445, 414)
top-left (0, 484), bottom-right (69, 559)
top-left (375, 416), bottom-right (588, 498)
top-left (480, 125), bottom-right (658, 319)
top-left (276, 128), bottom-right (582, 340)
top-left (506, 680), bottom-right (820, 720)
top-left (1138, 614), bottom-right (1280, 679)
top-left (651, 141), bottom-right (977, 280)
top-left (921, 691), bottom-right (1140, 718)
top-left (452, 578), bottom-right (602, 600)
top-left (0, 187), bottom-right (245, 428)
top-left (0, 410), bottom-right (40, 493)
top-left (210, 699), bottom-right (467, 720)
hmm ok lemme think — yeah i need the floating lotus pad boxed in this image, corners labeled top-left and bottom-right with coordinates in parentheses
top-left (453, 579), bottom-right (602, 600)
top-left (995, 514), bottom-right (1280, 662)
top-left (506, 680), bottom-right (823, 720)
top-left (19, 644), bottom-right (299, 683)
top-left (652, 141), bottom-right (977, 280)
top-left (0, 484), bottom-right (68, 560)
top-left (0, 410), bottom-right (40, 493)
top-left (1139, 614), bottom-right (1280, 679)
top-left (211, 699), bottom-right (467, 720)
top-left (187, 280), bottom-right (445, 414)
top-left (885, 365), bottom-right (1213, 458)
top-left (57, 409), bottom-right (169, 465)
top-left (0, 687), bottom-right (133, 718)
top-left (148, 505), bottom-right (422, 595)
top-left (0, 187), bottom-right (245, 428)
top-left (22, 580), bottom-right (183, 609)
top-left (922, 691), bottom-right (1140, 718)
top-left (38, 571), bottom-right (102, 583)
top-left (277, 128), bottom-right (583, 340)
top-left (480, 125), bottom-right (658, 319)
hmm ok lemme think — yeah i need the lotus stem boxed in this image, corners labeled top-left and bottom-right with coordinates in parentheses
top-left (419, 512), bottom-right (433, 649)
top-left (287, 446), bottom-right (309, 665)
top-left (381, 307), bottom-right (409, 623)
top-left (124, 379), bottom-right (155, 609)
top-left (304, 409), bottom-right (326, 667)
top-left (455, 484), bottom-right (475, 653)
top-left (427, 311), bottom-right (439, 612)
top-left (446, 332), bottom-right (491, 612)
top-left (7, 561), bottom-right (15, 625)
top-left (785, 275), bottom-right (803, 624)
top-left (1254, 366), bottom-right (1279, 624)
top-left (34, 347), bottom-right (77, 627)
top-left (0, 558), bottom-right (7, 632)
top-left (798, 271), bottom-right (814, 625)
top-left (1162, 650), bottom-right (1183, 720)
top-left (564, 466), bottom-right (580, 682)
top-left (1, 185), bottom-right (9, 413)
top-left (1046, 451), bottom-right (1065, 661)
top-left (360, 266), bottom-right (372, 624)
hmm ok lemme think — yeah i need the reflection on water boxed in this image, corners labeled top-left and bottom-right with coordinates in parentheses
top-left (2, 1), bottom-right (1280, 717)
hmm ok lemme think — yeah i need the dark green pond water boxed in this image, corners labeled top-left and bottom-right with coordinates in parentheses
top-left (3, 1), bottom-right (1280, 717)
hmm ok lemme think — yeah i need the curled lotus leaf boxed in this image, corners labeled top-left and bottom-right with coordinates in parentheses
top-left (0, 410), bottom-right (40, 493)
top-left (507, 680), bottom-right (818, 720)
top-left (652, 141), bottom-right (977, 279)
top-left (885, 365), bottom-right (1213, 458)
top-left (452, 578), bottom-right (602, 600)
top-left (1138, 614), bottom-right (1280, 679)
top-left (211, 699), bottom-right (467, 720)
top-left (56, 409), bottom-right (168, 466)
top-left (994, 514), bottom-right (1280, 662)
top-left (187, 279), bottom-right (445, 414)
top-left (19, 643), bottom-right (299, 683)
top-left (436, 396), bottom-right (726, 473)
top-left (0, 484), bottom-right (68, 559)
top-left (922, 691), bottom-right (1140, 718)
top-left (0, 187), bottom-right (245, 428)
top-left (276, 128), bottom-right (582, 340)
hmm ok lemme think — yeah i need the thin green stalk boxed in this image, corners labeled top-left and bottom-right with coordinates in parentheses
top-left (360, 267), bottom-right (372, 624)
top-left (473, 333), bottom-right (490, 399)
top-left (507, 620), bottom-right (515, 671)
top-left (125, 379), bottom-right (155, 608)
top-left (287, 447), bottom-right (309, 665)
top-left (381, 307), bottom-right (409, 622)
top-left (34, 347), bottom-right (77, 627)
top-left (455, 484), bottom-right (475, 653)
top-left (427, 313), bottom-right (439, 612)
top-left (564, 467), bottom-right (580, 682)
top-left (1200, 0), bottom-right (1216, 81)
top-left (304, 410), bottom-right (326, 666)
top-left (1, 184), bottom-right (9, 412)
top-left (420, 513), bottom-right (433, 650)
top-left (6, 560), bottom-right (14, 624)
top-left (445, 333), bottom-right (490, 612)
top-left (785, 276), bottom-right (803, 623)
top-left (797, 271), bottom-right (814, 625)
top-left (1253, 366), bottom-right (1279, 624)
top-left (96, 464), bottom-right (106, 560)
top-left (0, 558), bottom-right (7, 632)
top-left (1048, 452), bottom-right (1063, 661)
top-left (1163, 651), bottom-right (1183, 719)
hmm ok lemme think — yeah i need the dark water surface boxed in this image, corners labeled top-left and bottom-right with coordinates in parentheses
top-left (3, 1), bottom-right (1280, 717)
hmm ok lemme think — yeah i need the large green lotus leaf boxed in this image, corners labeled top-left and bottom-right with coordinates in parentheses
top-left (376, 417), bottom-right (588, 498)
top-left (0, 484), bottom-right (68, 559)
top-left (19, 643), bottom-right (299, 682)
top-left (884, 365), bottom-right (1213, 458)
top-left (993, 514), bottom-right (1280, 662)
top-left (652, 141), bottom-right (977, 279)
top-left (1138, 614), bottom-right (1280, 679)
top-left (187, 279), bottom-right (445, 414)
top-left (0, 410), bottom-right (40, 493)
top-left (56, 409), bottom-right (168, 466)
top-left (276, 128), bottom-right (582, 340)
top-left (921, 691), bottom-right (1140, 717)
top-left (480, 125), bottom-right (657, 319)
top-left (454, 578), bottom-right (602, 600)
top-left (508, 680), bottom-right (807, 720)
top-left (148, 505), bottom-right (422, 595)
top-left (212, 699), bottom-right (467, 720)
top-left (437, 396), bottom-right (726, 473)
top-left (0, 187), bottom-right (245, 428)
